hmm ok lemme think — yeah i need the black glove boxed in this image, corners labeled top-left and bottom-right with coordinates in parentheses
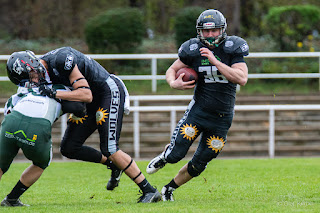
top-left (61, 100), bottom-right (87, 117)
top-left (39, 84), bottom-right (57, 99)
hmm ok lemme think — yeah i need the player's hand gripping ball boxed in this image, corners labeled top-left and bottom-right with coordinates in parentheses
top-left (175, 68), bottom-right (198, 82)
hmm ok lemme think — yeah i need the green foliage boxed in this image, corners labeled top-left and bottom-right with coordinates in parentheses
top-left (84, 8), bottom-right (146, 54)
top-left (1, 159), bottom-right (319, 212)
top-left (173, 6), bottom-right (205, 47)
top-left (144, 0), bottom-right (185, 34)
top-left (264, 4), bottom-right (320, 51)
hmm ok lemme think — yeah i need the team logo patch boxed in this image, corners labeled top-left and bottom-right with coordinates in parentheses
top-left (180, 123), bottom-right (199, 141)
top-left (68, 114), bottom-right (88, 124)
top-left (225, 40), bottom-right (234, 47)
top-left (189, 43), bottom-right (198, 51)
top-left (240, 43), bottom-right (249, 52)
top-left (96, 107), bottom-right (109, 125)
top-left (64, 54), bottom-right (74, 70)
top-left (206, 135), bottom-right (225, 153)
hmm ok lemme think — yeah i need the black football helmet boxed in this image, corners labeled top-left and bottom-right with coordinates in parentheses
top-left (196, 9), bottom-right (227, 48)
top-left (6, 50), bottom-right (46, 86)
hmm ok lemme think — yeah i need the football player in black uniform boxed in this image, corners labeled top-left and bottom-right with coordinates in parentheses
top-left (146, 9), bottom-right (249, 201)
top-left (12, 47), bottom-right (160, 203)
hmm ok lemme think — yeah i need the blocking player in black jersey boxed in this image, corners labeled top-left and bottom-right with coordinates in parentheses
top-left (146, 9), bottom-right (249, 201)
top-left (20, 47), bottom-right (160, 203)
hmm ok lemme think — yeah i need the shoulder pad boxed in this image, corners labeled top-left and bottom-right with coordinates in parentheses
top-left (178, 38), bottom-right (203, 65)
top-left (179, 38), bottom-right (202, 54)
top-left (223, 36), bottom-right (249, 56)
top-left (55, 50), bottom-right (77, 72)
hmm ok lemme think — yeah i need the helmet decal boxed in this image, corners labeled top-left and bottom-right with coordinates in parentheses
top-left (13, 58), bottom-right (24, 75)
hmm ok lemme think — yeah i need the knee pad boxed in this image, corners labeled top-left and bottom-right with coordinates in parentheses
top-left (187, 161), bottom-right (206, 177)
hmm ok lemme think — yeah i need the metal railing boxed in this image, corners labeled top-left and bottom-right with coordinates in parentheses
top-left (1, 52), bottom-right (320, 92)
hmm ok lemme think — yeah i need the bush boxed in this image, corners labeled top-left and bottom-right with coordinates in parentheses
top-left (84, 8), bottom-right (146, 54)
top-left (174, 6), bottom-right (205, 47)
top-left (264, 5), bottom-right (320, 51)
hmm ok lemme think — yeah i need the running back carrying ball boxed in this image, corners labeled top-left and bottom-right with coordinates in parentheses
top-left (175, 67), bottom-right (198, 82)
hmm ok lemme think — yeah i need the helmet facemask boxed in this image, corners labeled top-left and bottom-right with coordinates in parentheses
top-left (197, 28), bottom-right (226, 48)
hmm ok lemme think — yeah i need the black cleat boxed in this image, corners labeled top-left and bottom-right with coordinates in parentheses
top-left (0, 197), bottom-right (30, 207)
top-left (137, 190), bottom-right (162, 203)
top-left (106, 168), bottom-right (123, 190)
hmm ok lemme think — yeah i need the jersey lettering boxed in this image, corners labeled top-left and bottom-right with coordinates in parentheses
top-left (198, 66), bottom-right (228, 83)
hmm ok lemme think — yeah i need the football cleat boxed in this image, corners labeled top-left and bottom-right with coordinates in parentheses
top-left (161, 186), bottom-right (175, 201)
top-left (1, 197), bottom-right (30, 207)
top-left (106, 169), bottom-right (123, 190)
top-left (137, 190), bottom-right (162, 203)
top-left (146, 152), bottom-right (167, 174)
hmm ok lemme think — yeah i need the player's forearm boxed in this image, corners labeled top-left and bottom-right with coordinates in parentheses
top-left (215, 61), bottom-right (248, 86)
top-left (166, 67), bottom-right (176, 87)
top-left (56, 88), bottom-right (93, 103)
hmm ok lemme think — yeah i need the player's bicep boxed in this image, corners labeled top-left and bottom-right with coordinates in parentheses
top-left (69, 65), bottom-right (90, 89)
top-left (170, 59), bottom-right (188, 73)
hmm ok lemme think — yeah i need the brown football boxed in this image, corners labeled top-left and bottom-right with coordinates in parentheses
top-left (175, 67), bottom-right (198, 82)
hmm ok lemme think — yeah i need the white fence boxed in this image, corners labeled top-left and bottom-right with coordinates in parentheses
top-left (1, 52), bottom-right (320, 92)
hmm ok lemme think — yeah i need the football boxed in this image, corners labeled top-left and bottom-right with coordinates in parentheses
top-left (175, 67), bottom-right (198, 82)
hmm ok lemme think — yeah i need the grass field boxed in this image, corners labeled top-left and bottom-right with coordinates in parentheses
top-left (0, 158), bottom-right (319, 212)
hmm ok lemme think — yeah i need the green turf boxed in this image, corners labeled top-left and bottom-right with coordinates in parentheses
top-left (0, 158), bottom-right (319, 212)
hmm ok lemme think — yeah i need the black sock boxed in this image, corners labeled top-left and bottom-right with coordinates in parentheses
top-left (103, 160), bottom-right (119, 170)
top-left (7, 180), bottom-right (29, 200)
top-left (137, 178), bottom-right (155, 193)
top-left (166, 178), bottom-right (179, 189)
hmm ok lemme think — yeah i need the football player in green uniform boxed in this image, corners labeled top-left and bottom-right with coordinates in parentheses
top-left (147, 9), bottom-right (249, 201)
top-left (0, 51), bottom-right (86, 207)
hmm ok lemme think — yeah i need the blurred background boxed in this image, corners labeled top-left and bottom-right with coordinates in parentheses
top-left (1, 0), bottom-right (320, 95)
top-left (0, 0), bottom-right (320, 95)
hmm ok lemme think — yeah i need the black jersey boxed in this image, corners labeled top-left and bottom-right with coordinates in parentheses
top-left (178, 36), bottom-right (249, 114)
top-left (41, 47), bottom-right (110, 93)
